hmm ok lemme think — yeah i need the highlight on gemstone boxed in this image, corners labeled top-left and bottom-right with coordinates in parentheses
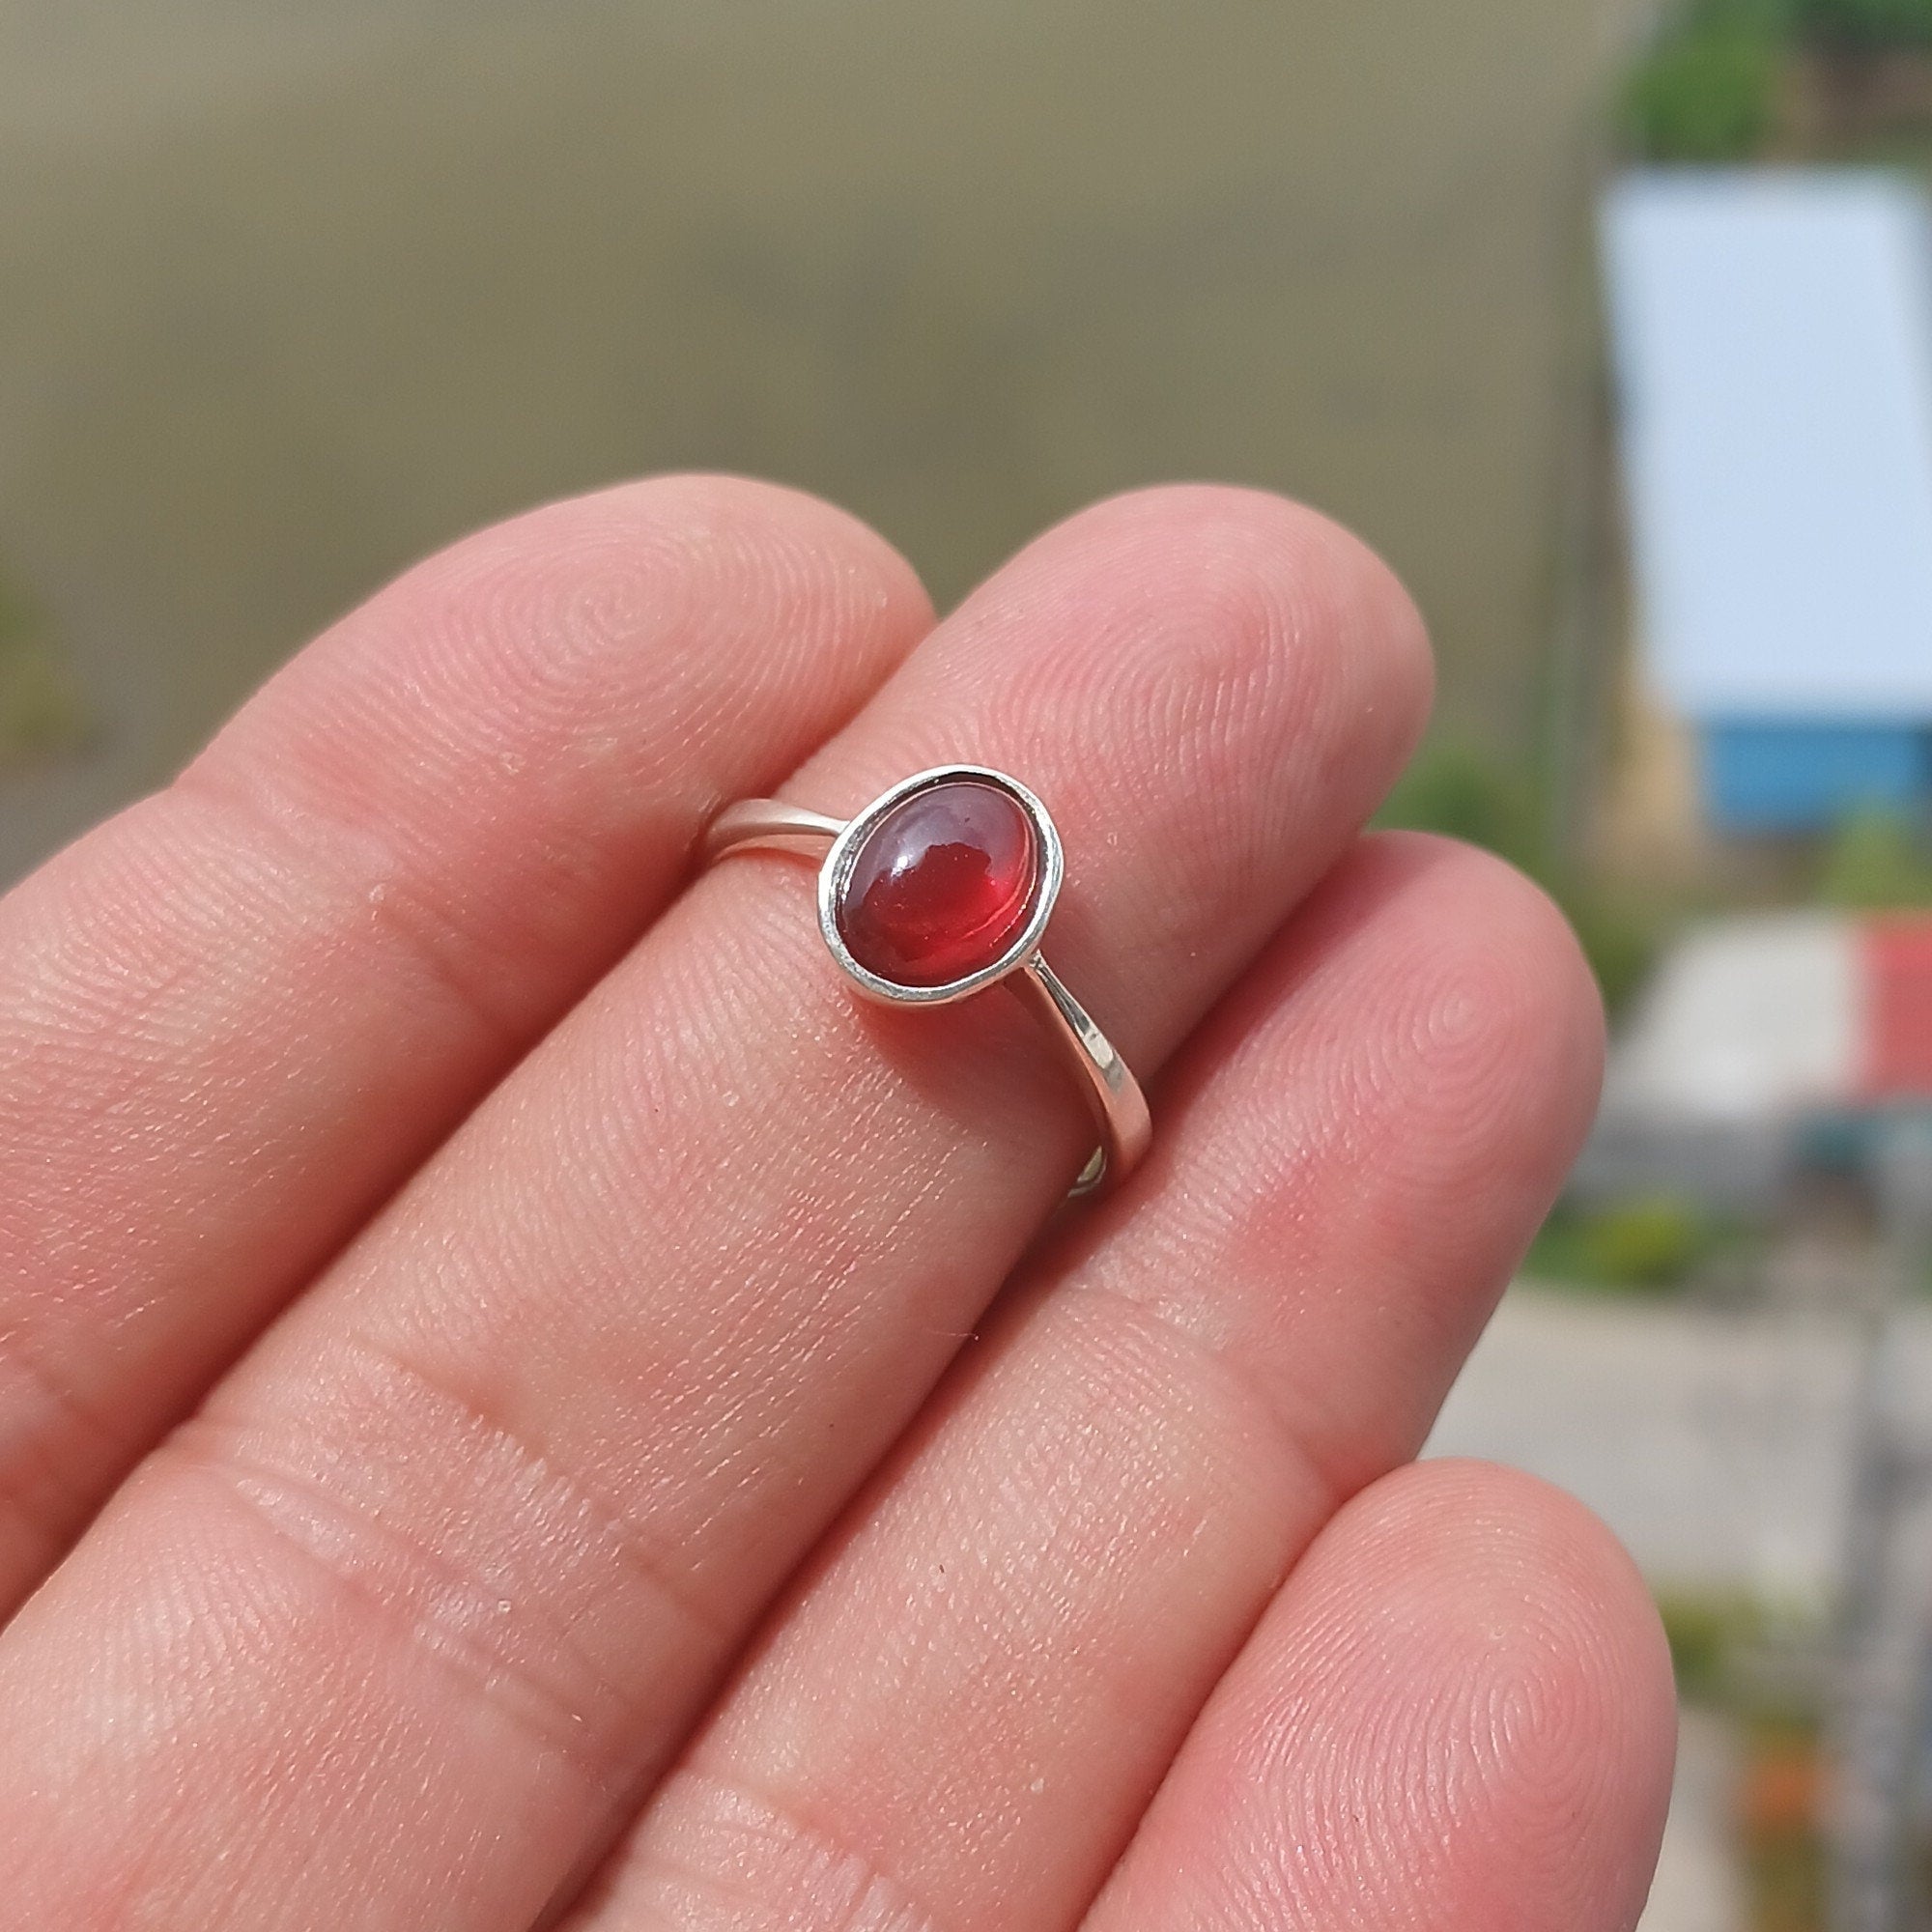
top-left (835, 778), bottom-right (1041, 989)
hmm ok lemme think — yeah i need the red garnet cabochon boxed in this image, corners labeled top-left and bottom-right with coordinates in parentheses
top-left (837, 780), bottom-right (1041, 988)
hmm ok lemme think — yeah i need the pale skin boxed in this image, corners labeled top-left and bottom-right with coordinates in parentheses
top-left (0, 478), bottom-right (1676, 1929)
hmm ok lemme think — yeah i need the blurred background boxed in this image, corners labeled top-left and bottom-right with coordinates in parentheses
top-left (3, 3), bottom-right (1932, 1927)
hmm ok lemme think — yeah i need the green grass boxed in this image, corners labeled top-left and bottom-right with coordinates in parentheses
top-left (1623, 13), bottom-right (1782, 160)
top-left (0, 574), bottom-right (88, 767)
top-left (1817, 810), bottom-right (1932, 910)
top-left (1622, 0), bottom-right (1932, 161)
top-left (1524, 1197), bottom-right (1752, 1295)
top-left (1798, 0), bottom-right (1932, 49)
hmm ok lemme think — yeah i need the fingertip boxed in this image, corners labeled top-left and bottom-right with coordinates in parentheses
top-left (1093, 1456), bottom-right (1675, 1932)
top-left (159, 473), bottom-right (933, 1041)
top-left (340, 469), bottom-right (935, 667)
top-left (1345, 1455), bottom-right (1678, 1766)
top-left (1293, 835), bottom-right (1605, 1209)
top-left (1353, 830), bottom-right (1608, 1128)
top-left (192, 471), bottom-right (933, 830)
top-left (1032, 482), bottom-right (1435, 753)
top-left (1301, 1457), bottom-right (1678, 1928)
top-left (1036, 483), bottom-right (1434, 692)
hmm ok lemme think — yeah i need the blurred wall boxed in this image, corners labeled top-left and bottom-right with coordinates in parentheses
top-left (0, 0), bottom-right (1635, 882)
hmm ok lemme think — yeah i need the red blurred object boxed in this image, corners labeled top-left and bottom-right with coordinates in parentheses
top-left (1860, 917), bottom-right (1932, 1100)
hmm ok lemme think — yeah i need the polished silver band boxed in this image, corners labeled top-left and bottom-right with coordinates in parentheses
top-left (700, 768), bottom-right (1151, 1195)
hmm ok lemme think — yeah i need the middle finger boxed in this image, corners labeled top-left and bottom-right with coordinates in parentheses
top-left (0, 487), bottom-right (1429, 1932)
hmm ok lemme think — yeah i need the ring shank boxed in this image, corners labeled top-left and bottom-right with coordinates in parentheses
top-left (699, 799), bottom-right (847, 864)
top-left (702, 799), bottom-right (1150, 1192)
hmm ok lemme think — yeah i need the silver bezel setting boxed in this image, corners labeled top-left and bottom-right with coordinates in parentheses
top-left (816, 763), bottom-right (1065, 1007)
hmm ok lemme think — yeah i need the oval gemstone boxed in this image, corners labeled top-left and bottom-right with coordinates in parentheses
top-left (837, 780), bottom-right (1039, 988)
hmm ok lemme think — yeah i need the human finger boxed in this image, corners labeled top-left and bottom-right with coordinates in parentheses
top-left (0, 474), bottom-right (929, 1611)
top-left (1082, 1459), bottom-right (1675, 1932)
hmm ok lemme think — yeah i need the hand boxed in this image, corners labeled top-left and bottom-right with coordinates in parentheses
top-left (0, 480), bottom-right (1674, 1930)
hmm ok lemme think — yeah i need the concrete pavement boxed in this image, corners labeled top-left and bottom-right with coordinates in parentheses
top-left (1427, 1285), bottom-right (1932, 1599)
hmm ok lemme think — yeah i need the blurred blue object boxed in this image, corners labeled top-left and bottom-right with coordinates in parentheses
top-left (1703, 720), bottom-right (1932, 832)
top-left (1604, 169), bottom-right (1932, 835)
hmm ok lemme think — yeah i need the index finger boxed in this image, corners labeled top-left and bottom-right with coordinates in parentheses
top-left (0, 474), bottom-right (929, 1613)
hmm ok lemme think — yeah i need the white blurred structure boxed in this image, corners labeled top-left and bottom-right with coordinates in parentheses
top-left (1578, 912), bottom-right (1932, 1208)
top-left (1609, 914), bottom-right (1859, 1121)
top-left (1431, 1291), bottom-right (1890, 1596)
top-left (1603, 171), bottom-right (1932, 844)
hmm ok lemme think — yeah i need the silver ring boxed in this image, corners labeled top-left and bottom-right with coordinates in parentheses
top-left (701, 764), bottom-right (1151, 1195)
